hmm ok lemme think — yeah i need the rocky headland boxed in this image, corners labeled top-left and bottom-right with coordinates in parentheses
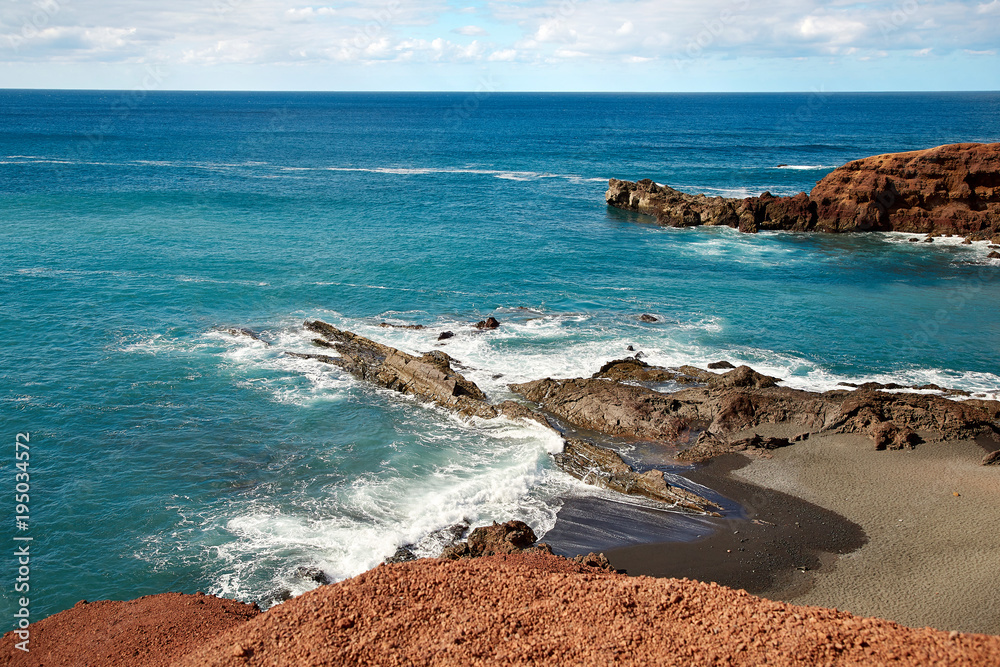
top-left (606, 142), bottom-right (1000, 238)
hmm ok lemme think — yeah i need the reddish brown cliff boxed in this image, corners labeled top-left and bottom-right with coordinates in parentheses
top-left (607, 142), bottom-right (1000, 239)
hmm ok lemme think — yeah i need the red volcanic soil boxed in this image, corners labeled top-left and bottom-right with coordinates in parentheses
top-left (6, 553), bottom-right (996, 666)
top-left (0, 592), bottom-right (259, 667)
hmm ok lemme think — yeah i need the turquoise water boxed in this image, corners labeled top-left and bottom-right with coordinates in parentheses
top-left (2, 91), bottom-right (1000, 624)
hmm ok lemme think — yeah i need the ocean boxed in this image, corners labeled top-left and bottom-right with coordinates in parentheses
top-left (2, 90), bottom-right (999, 624)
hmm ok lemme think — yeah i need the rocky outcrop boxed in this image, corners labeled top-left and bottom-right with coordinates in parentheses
top-left (607, 143), bottom-right (1000, 238)
top-left (810, 143), bottom-right (1000, 237)
top-left (553, 439), bottom-right (721, 514)
top-left (293, 323), bottom-right (730, 508)
top-left (509, 377), bottom-right (698, 440)
top-left (677, 432), bottom-right (793, 464)
top-left (830, 389), bottom-right (1000, 442)
top-left (299, 320), bottom-right (530, 421)
top-left (592, 358), bottom-right (709, 385)
top-left (512, 366), bottom-right (842, 443)
top-left (512, 360), bottom-right (1000, 457)
top-left (441, 520), bottom-right (553, 560)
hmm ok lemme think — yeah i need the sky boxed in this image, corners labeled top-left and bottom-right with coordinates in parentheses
top-left (1, 0), bottom-right (998, 91)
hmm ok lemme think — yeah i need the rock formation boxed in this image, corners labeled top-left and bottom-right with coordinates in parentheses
top-left (296, 320), bottom-right (527, 421)
top-left (511, 360), bottom-right (1000, 459)
top-left (553, 439), bottom-right (722, 514)
top-left (291, 322), bottom-right (722, 508)
top-left (441, 520), bottom-right (553, 559)
top-left (607, 143), bottom-right (1000, 239)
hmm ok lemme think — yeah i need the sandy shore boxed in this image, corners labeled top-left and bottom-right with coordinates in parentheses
top-left (732, 428), bottom-right (1000, 634)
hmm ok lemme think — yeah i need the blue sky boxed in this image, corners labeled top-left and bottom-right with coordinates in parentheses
top-left (1, 0), bottom-right (998, 91)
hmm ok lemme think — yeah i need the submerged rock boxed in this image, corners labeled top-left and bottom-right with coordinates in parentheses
top-left (553, 439), bottom-right (721, 515)
top-left (474, 317), bottom-right (501, 330)
top-left (218, 327), bottom-right (270, 346)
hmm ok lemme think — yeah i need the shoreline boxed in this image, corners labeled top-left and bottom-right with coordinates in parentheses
top-left (591, 452), bottom-right (867, 598)
top-left (574, 427), bottom-right (1000, 634)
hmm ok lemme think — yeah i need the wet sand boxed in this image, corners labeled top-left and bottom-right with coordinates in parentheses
top-left (544, 454), bottom-right (867, 596)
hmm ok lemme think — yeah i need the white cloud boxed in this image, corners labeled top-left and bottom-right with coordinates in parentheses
top-left (453, 25), bottom-right (488, 36)
top-left (488, 48), bottom-right (517, 61)
top-left (0, 0), bottom-right (996, 72)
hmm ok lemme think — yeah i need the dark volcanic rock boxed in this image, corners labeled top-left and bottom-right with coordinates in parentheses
top-left (570, 552), bottom-right (615, 571)
top-left (593, 358), bottom-right (705, 385)
top-left (870, 420), bottom-right (920, 451)
top-left (708, 360), bottom-right (736, 370)
top-left (437, 331), bottom-right (455, 340)
top-left (677, 432), bottom-right (792, 463)
top-left (707, 365), bottom-right (781, 390)
top-left (513, 357), bottom-right (1000, 457)
top-left (605, 178), bottom-right (743, 227)
top-left (474, 317), bottom-right (501, 330)
top-left (294, 566), bottom-right (332, 586)
top-left (989, 251), bottom-right (1000, 259)
top-left (553, 439), bottom-right (721, 514)
top-left (379, 322), bottom-right (425, 330)
top-left (219, 327), bottom-right (270, 346)
top-left (510, 377), bottom-right (698, 440)
top-left (607, 143), bottom-right (1000, 238)
top-left (384, 546), bottom-right (418, 564)
top-left (830, 389), bottom-right (1000, 442)
top-left (302, 320), bottom-right (524, 421)
top-left (441, 521), bottom-right (553, 560)
top-left (639, 313), bottom-right (658, 322)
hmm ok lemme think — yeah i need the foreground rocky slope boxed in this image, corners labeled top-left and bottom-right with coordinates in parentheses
top-left (6, 554), bottom-right (998, 666)
top-left (0, 593), bottom-right (259, 667)
top-left (607, 142), bottom-right (1000, 238)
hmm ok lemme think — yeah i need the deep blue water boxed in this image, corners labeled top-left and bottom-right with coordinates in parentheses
top-left (2, 90), bottom-right (999, 625)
